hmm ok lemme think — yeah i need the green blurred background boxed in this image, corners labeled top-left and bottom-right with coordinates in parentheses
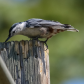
top-left (0, 0), bottom-right (84, 84)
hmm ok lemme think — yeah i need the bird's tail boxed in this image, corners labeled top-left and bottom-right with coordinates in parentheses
top-left (62, 24), bottom-right (79, 32)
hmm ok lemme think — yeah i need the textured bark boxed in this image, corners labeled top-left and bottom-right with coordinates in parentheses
top-left (0, 40), bottom-right (50, 84)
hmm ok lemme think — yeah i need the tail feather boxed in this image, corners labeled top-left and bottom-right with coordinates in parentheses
top-left (62, 24), bottom-right (79, 32)
top-left (66, 28), bottom-right (79, 32)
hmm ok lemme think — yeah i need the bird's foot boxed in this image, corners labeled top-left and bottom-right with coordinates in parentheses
top-left (42, 38), bottom-right (48, 50)
top-left (43, 41), bottom-right (48, 50)
top-left (30, 37), bottom-right (38, 41)
top-left (30, 37), bottom-right (48, 50)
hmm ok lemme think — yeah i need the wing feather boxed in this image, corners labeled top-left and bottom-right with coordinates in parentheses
top-left (26, 18), bottom-right (62, 28)
top-left (25, 18), bottom-right (79, 32)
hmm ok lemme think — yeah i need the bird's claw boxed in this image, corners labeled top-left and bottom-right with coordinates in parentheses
top-left (43, 40), bottom-right (48, 50)
top-left (30, 38), bottom-right (48, 51)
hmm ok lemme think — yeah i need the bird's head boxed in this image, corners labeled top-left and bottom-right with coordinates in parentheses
top-left (5, 22), bottom-right (27, 42)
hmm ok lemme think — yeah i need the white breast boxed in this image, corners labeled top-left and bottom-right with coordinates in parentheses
top-left (20, 28), bottom-right (41, 38)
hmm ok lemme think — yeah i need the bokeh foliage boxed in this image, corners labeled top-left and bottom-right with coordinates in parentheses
top-left (0, 0), bottom-right (84, 84)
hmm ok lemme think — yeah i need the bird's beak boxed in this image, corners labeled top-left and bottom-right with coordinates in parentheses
top-left (5, 36), bottom-right (11, 42)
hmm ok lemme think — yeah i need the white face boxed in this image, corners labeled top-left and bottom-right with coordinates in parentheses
top-left (11, 22), bottom-right (27, 36)
top-left (5, 22), bottom-right (27, 42)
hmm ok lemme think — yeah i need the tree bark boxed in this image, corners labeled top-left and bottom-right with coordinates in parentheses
top-left (0, 40), bottom-right (50, 84)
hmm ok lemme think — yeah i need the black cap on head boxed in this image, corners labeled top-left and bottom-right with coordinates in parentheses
top-left (5, 22), bottom-right (24, 42)
top-left (5, 23), bottom-right (17, 42)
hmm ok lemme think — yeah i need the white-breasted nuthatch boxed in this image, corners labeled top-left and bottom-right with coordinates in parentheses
top-left (5, 18), bottom-right (79, 48)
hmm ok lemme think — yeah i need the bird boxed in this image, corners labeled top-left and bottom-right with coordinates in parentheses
top-left (5, 18), bottom-right (79, 49)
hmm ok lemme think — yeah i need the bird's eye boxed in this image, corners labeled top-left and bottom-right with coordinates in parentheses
top-left (13, 31), bottom-right (15, 33)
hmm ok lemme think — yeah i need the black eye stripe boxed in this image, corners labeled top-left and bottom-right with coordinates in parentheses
top-left (13, 31), bottom-right (15, 33)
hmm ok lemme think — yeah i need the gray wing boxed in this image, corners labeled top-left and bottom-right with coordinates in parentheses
top-left (25, 18), bottom-right (78, 32)
top-left (26, 18), bottom-right (62, 28)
